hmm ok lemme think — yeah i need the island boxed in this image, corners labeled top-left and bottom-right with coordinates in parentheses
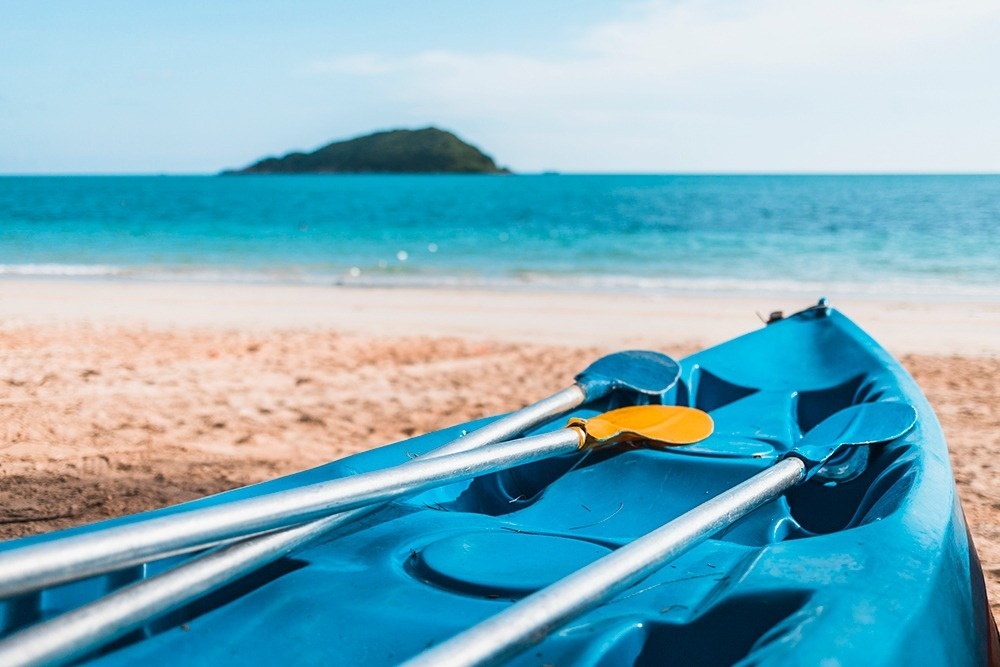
top-left (223, 127), bottom-right (510, 175)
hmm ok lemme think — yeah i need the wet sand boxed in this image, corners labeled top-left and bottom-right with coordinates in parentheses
top-left (1, 281), bottom-right (998, 622)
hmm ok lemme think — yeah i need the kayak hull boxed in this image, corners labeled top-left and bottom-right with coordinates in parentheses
top-left (1, 303), bottom-right (996, 665)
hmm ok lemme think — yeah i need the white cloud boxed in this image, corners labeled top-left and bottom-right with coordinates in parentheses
top-left (307, 0), bottom-right (1000, 171)
top-left (583, 0), bottom-right (1000, 73)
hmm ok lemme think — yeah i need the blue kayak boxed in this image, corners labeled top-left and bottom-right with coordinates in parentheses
top-left (1, 300), bottom-right (997, 665)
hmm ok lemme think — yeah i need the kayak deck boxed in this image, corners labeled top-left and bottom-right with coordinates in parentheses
top-left (0, 303), bottom-right (994, 665)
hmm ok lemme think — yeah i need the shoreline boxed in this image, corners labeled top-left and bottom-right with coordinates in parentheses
top-left (3, 271), bottom-right (999, 303)
top-left (2, 278), bottom-right (999, 356)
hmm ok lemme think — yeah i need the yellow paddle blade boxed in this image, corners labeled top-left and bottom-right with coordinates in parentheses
top-left (567, 405), bottom-right (713, 450)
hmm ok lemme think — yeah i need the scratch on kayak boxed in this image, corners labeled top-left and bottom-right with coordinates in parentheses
top-left (568, 502), bottom-right (623, 530)
top-left (422, 502), bottom-right (448, 511)
top-left (659, 604), bottom-right (690, 614)
top-left (611, 573), bottom-right (731, 604)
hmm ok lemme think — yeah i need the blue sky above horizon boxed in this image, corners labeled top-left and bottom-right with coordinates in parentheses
top-left (2, 0), bottom-right (1000, 174)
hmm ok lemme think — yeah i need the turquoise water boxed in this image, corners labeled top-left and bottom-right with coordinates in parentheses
top-left (1, 175), bottom-right (998, 297)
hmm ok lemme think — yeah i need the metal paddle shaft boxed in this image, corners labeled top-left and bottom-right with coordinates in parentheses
top-left (0, 405), bottom-right (708, 605)
top-left (402, 401), bottom-right (918, 667)
top-left (0, 350), bottom-right (678, 596)
top-left (0, 390), bottom-right (584, 610)
top-left (0, 429), bottom-right (580, 603)
top-left (402, 458), bottom-right (807, 667)
top-left (0, 391), bottom-right (580, 667)
top-left (0, 352), bottom-right (684, 666)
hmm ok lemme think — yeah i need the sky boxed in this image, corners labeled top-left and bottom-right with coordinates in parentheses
top-left (2, 0), bottom-right (1000, 174)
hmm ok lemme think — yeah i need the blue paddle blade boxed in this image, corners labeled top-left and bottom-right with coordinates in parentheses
top-left (574, 350), bottom-right (681, 401)
top-left (792, 402), bottom-right (918, 480)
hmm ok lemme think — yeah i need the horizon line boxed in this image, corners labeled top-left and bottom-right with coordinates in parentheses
top-left (3, 171), bottom-right (1000, 178)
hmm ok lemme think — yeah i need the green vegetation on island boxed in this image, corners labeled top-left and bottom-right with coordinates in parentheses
top-left (224, 127), bottom-right (509, 175)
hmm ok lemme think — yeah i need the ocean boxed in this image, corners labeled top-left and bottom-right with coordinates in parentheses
top-left (1, 175), bottom-right (998, 299)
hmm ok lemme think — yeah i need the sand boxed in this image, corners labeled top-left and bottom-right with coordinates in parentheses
top-left (1, 280), bottom-right (999, 623)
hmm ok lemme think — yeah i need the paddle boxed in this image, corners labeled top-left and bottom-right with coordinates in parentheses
top-left (0, 350), bottom-right (676, 597)
top-left (396, 349), bottom-right (683, 465)
top-left (0, 403), bottom-right (709, 615)
top-left (400, 402), bottom-right (918, 667)
top-left (0, 352), bottom-right (683, 667)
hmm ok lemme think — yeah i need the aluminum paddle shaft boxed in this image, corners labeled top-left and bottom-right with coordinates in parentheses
top-left (0, 388), bottom-right (585, 667)
top-left (402, 402), bottom-right (914, 666)
top-left (402, 402), bottom-right (919, 666)
top-left (0, 349), bottom-right (680, 598)
top-left (402, 457), bottom-right (806, 667)
top-left (0, 404), bottom-right (712, 604)
top-left (0, 351), bottom-right (686, 666)
top-left (0, 429), bottom-right (583, 602)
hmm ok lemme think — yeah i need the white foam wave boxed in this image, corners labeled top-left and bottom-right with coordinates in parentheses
top-left (1, 263), bottom-right (997, 301)
top-left (335, 271), bottom-right (1000, 300)
top-left (0, 264), bottom-right (124, 277)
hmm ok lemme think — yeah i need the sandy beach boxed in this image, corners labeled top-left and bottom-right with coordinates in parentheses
top-left (1, 280), bottom-right (999, 622)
